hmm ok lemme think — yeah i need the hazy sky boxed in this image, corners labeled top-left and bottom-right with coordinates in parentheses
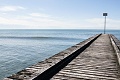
top-left (0, 0), bottom-right (120, 29)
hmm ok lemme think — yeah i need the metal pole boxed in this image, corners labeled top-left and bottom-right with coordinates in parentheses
top-left (103, 13), bottom-right (107, 34)
top-left (104, 16), bottom-right (106, 34)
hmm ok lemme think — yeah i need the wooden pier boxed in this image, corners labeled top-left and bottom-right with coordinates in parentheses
top-left (4, 34), bottom-right (120, 80)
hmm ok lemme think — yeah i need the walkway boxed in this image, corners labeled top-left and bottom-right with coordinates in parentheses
top-left (52, 34), bottom-right (120, 80)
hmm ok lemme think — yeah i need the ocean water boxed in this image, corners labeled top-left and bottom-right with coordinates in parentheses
top-left (0, 29), bottom-right (120, 79)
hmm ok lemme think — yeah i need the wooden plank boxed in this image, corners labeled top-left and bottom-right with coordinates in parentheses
top-left (52, 34), bottom-right (120, 80)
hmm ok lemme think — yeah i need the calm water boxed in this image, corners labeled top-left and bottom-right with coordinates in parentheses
top-left (0, 29), bottom-right (120, 79)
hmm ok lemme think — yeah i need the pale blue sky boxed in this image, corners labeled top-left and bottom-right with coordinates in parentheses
top-left (0, 0), bottom-right (120, 29)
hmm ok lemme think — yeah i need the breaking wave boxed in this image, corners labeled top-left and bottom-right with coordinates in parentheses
top-left (0, 36), bottom-right (80, 40)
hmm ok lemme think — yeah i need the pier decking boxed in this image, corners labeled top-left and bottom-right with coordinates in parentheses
top-left (4, 34), bottom-right (120, 80)
top-left (52, 34), bottom-right (120, 80)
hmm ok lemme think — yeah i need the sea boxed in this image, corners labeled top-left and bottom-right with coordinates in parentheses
top-left (0, 29), bottom-right (120, 79)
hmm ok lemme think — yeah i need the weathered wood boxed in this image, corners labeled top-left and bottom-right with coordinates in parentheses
top-left (33, 34), bottom-right (101, 80)
top-left (110, 34), bottom-right (120, 66)
top-left (52, 34), bottom-right (120, 80)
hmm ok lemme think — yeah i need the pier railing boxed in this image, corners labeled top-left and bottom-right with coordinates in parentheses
top-left (110, 34), bottom-right (120, 65)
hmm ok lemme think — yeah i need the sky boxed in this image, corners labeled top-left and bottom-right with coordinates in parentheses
top-left (0, 0), bottom-right (120, 29)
